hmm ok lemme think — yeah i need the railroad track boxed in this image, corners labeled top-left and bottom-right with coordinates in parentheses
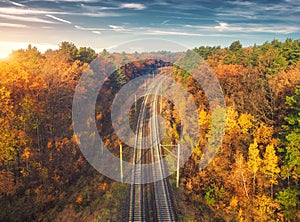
top-left (128, 75), bottom-right (177, 221)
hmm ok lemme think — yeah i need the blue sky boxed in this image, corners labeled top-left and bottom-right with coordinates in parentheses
top-left (0, 0), bottom-right (299, 57)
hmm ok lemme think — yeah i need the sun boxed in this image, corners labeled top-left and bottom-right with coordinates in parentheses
top-left (0, 53), bottom-right (9, 59)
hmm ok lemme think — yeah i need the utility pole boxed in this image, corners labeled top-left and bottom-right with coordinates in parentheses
top-left (176, 144), bottom-right (180, 188)
top-left (160, 94), bottom-right (162, 114)
top-left (135, 94), bottom-right (137, 113)
top-left (120, 144), bottom-right (123, 182)
top-left (160, 143), bottom-right (181, 187)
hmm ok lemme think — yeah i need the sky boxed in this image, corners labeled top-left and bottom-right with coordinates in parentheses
top-left (0, 0), bottom-right (300, 57)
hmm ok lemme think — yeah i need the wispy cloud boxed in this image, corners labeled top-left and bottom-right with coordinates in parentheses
top-left (217, 0), bottom-right (300, 21)
top-left (215, 22), bottom-right (230, 32)
top-left (109, 25), bottom-right (125, 32)
top-left (38, 0), bottom-right (98, 2)
top-left (80, 2), bottom-right (146, 11)
top-left (0, 13), bottom-right (56, 24)
top-left (219, 22), bottom-right (300, 34)
top-left (283, 0), bottom-right (300, 4)
top-left (42, 26), bottom-right (55, 29)
top-left (147, 30), bottom-right (204, 37)
top-left (0, 7), bottom-right (65, 15)
top-left (161, 20), bottom-right (170, 25)
top-left (185, 24), bottom-right (211, 29)
top-left (79, 12), bottom-right (122, 17)
top-left (263, 4), bottom-right (300, 13)
top-left (0, 0), bottom-right (299, 53)
top-left (75, 24), bottom-right (133, 35)
top-left (226, 1), bottom-right (255, 7)
top-left (10, 1), bottom-right (25, 7)
top-left (46, 14), bottom-right (72, 24)
top-left (79, 3), bottom-right (117, 11)
top-left (145, 29), bottom-right (235, 37)
top-left (0, 6), bottom-right (121, 18)
top-left (186, 22), bottom-right (300, 34)
top-left (151, 0), bottom-right (171, 6)
top-left (0, 22), bottom-right (28, 28)
top-left (75, 25), bottom-right (104, 35)
top-left (215, 9), bottom-right (256, 19)
top-left (74, 25), bottom-right (105, 31)
top-left (120, 3), bottom-right (146, 10)
top-left (92, 31), bottom-right (101, 35)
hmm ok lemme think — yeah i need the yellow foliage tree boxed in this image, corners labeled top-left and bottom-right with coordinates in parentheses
top-left (247, 139), bottom-right (262, 194)
top-left (238, 113), bottom-right (254, 134)
top-left (254, 123), bottom-right (273, 145)
top-left (263, 143), bottom-right (280, 199)
top-left (255, 194), bottom-right (280, 221)
top-left (226, 106), bottom-right (239, 131)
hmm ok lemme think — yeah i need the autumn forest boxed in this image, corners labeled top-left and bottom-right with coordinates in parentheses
top-left (0, 39), bottom-right (299, 221)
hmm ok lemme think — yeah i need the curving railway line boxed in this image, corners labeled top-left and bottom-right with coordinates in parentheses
top-left (128, 75), bottom-right (177, 221)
